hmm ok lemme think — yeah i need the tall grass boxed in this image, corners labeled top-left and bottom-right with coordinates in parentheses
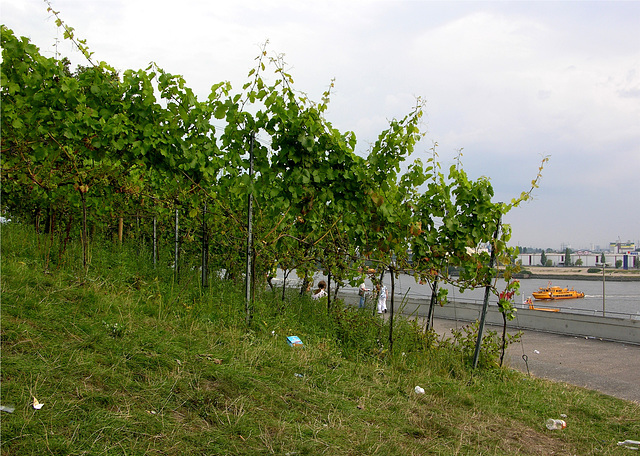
top-left (1, 222), bottom-right (638, 455)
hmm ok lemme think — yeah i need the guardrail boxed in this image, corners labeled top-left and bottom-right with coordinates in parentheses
top-left (335, 290), bottom-right (640, 345)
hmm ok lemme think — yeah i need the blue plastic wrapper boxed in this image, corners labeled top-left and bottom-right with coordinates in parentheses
top-left (286, 336), bottom-right (303, 347)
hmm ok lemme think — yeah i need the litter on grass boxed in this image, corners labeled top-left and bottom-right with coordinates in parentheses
top-left (32, 397), bottom-right (44, 410)
top-left (286, 336), bottom-right (303, 347)
top-left (617, 440), bottom-right (640, 450)
top-left (414, 386), bottom-right (425, 394)
top-left (0, 405), bottom-right (15, 413)
top-left (546, 418), bottom-right (566, 430)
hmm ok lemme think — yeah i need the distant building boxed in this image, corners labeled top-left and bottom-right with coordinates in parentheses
top-left (517, 252), bottom-right (638, 269)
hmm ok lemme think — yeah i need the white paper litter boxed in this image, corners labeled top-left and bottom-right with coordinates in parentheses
top-left (32, 397), bottom-right (44, 410)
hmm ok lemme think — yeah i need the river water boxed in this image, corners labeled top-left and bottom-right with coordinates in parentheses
top-left (279, 271), bottom-right (640, 319)
top-left (432, 277), bottom-right (640, 319)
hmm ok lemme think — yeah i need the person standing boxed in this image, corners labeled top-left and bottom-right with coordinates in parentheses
top-left (358, 282), bottom-right (370, 308)
top-left (312, 280), bottom-right (327, 300)
top-left (376, 283), bottom-right (387, 314)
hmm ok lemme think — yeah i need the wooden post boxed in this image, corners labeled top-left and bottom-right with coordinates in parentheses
top-left (473, 216), bottom-right (501, 369)
top-left (118, 217), bottom-right (123, 244)
top-left (425, 277), bottom-right (438, 332)
top-left (174, 208), bottom-right (179, 281)
top-left (388, 264), bottom-right (395, 353)
top-left (153, 216), bottom-right (157, 268)
top-left (201, 202), bottom-right (208, 288)
top-left (327, 268), bottom-right (332, 312)
top-left (245, 132), bottom-right (255, 325)
top-left (80, 191), bottom-right (89, 273)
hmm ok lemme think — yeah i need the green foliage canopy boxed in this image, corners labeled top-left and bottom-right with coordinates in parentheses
top-left (1, 23), bottom-right (545, 313)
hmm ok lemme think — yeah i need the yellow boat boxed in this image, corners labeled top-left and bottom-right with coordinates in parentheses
top-left (532, 284), bottom-right (585, 300)
top-left (525, 298), bottom-right (560, 312)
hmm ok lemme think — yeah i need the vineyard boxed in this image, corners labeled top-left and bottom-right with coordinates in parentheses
top-left (1, 18), bottom-right (545, 323)
top-left (4, 12), bottom-right (640, 456)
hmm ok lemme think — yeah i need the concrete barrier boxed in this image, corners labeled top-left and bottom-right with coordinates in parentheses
top-left (336, 290), bottom-right (640, 345)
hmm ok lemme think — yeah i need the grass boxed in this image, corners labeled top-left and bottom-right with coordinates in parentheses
top-left (1, 222), bottom-right (639, 455)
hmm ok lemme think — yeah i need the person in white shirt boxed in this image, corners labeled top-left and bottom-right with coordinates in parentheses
top-left (376, 283), bottom-right (387, 314)
top-left (312, 280), bottom-right (327, 300)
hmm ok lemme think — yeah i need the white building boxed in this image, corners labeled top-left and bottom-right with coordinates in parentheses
top-left (517, 252), bottom-right (638, 269)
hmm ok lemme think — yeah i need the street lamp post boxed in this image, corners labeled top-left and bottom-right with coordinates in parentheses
top-left (602, 263), bottom-right (606, 317)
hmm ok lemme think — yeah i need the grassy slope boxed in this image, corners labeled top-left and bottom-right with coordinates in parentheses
top-left (1, 224), bottom-right (638, 455)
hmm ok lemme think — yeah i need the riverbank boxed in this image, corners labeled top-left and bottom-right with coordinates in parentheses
top-left (516, 266), bottom-right (640, 282)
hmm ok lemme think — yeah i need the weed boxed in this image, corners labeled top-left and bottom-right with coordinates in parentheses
top-left (102, 321), bottom-right (126, 338)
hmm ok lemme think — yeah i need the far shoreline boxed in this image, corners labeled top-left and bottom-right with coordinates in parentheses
top-left (513, 266), bottom-right (640, 282)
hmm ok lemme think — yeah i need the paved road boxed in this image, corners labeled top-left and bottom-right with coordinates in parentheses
top-left (430, 317), bottom-right (640, 403)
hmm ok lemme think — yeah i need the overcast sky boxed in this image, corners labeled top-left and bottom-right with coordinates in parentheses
top-left (3, 0), bottom-right (639, 250)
